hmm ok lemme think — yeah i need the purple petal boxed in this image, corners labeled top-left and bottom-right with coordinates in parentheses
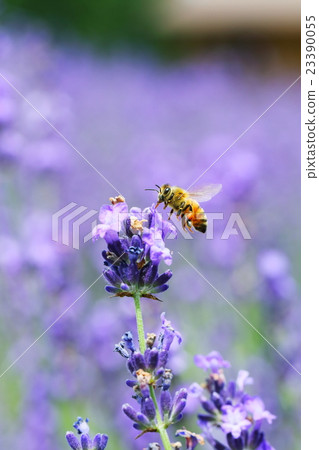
top-left (236, 370), bottom-right (253, 391)
top-left (66, 432), bottom-right (81, 450)
top-left (81, 433), bottom-right (92, 450)
top-left (243, 396), bottom-right (276, 424)
top-left (151, 284), bottom-right (169, 294)
top-left (194, 351), bottom-right (230, 372)
top-left (152, 270), bottom-right (173, 288)
top-left (136, 412), bottom-right (151, 427)
top-left (188, 382), bottom-right (204, 397)
top-left (105, 286), bottom-right (121, 294)
top-left (99, 434), bottom-right (109, 450)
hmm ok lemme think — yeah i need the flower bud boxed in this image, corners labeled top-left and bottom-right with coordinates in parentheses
top-left (66, 432), bottom-right (81, 450)
top-left (122, 403), bottom-right (139, 422)
top-left (146, 348), bottom-right (159, 371)
top-left (132, 352), bottom-right (146, 371)
top-left (142, 397), bottom-right (156, 421)
top-left (160, 390), bottom-right (172, 416)
top-left (81, 434), bottom-right (92, 450)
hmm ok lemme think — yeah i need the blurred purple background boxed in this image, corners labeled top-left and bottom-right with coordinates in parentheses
top-left (0, 8), bottom-right (300, 449)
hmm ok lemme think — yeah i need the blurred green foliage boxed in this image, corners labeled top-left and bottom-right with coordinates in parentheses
top-left (1, 0), bottom-right (155, 49)
top-left (0, 0), bottom-right (301, 65)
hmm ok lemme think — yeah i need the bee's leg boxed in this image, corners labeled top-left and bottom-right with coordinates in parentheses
top-left (178, 202), bottom-right (186, 218)
top-left (176, 209), bottom-right (182, 218)
top-left (182, 215), bottom-right (192, 233)
top-left (168, 208), bottom-right (174, 220)
top-left (163, 202), bottom-right (168, 210)
top-left (181, 215), bottom-right (186, 230)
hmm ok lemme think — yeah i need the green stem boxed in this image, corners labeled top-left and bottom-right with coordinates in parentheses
top-left (149, 385), bottom-right (172, 450)
top-left (133, 292), bottom-right (171, 450)
top-left (133, 292), bottom-right (146, 354)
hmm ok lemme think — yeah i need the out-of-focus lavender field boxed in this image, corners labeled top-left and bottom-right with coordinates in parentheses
top-left (0, 29), bottom-right (300, 449)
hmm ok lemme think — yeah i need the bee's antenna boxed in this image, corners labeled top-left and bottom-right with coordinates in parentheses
top-left (145, 184), bottom-right (161, 193)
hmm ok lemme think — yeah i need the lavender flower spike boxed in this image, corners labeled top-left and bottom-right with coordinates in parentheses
top-left (116, 315), bottom-right (186, 440)
top-left (191, 350), bottom-right (276, 450)
top-left (93, 197), bottom-right (175, 301)
top-left (66, 418), bottom-right (108, 450)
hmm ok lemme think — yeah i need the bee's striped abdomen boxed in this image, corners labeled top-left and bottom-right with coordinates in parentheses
top-left (193, 220), bottom-right (207, 233)
top-left (192, 207), bottom-right (207, 233)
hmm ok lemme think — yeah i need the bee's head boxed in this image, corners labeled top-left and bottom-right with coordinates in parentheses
top-left (145, 184), bottom-right (171, 208)
top-left (156, 184), bottom-right (171, 207)
top-left (159, 184), bottom-right (171, 201)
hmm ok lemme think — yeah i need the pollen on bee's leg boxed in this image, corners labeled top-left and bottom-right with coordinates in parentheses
top-left (181, 215), bottom-right (187, 229)
top-left (186, 220), bottom-right (194, 233)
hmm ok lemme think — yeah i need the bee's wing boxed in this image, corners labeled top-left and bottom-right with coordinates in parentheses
top-left (188, 184), bottom-right (222, 202)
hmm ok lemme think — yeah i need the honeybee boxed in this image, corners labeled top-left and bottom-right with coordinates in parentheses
top-left (146, 183), bottom-right (222, 233)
